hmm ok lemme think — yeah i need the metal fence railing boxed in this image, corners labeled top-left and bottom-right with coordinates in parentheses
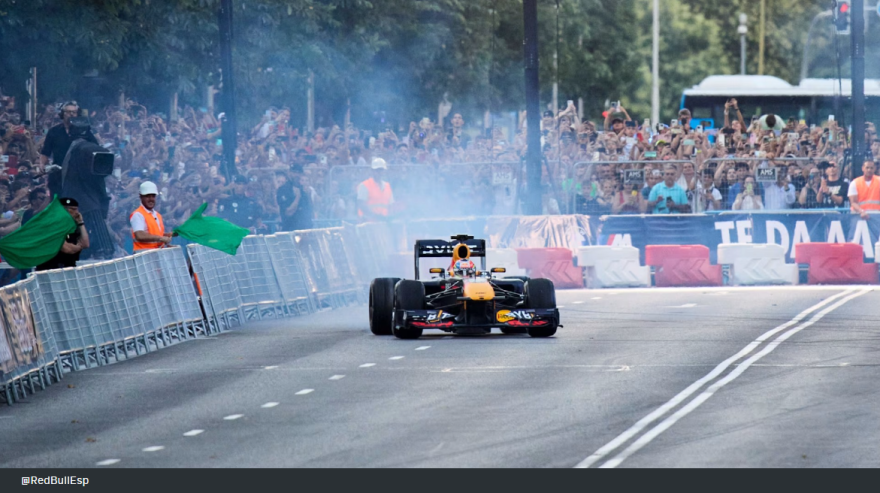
top-left (3, 221), bottom-right (395, 404)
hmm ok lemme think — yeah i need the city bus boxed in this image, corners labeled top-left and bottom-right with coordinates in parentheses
top-left (681, 75), bottom-right (880, 129)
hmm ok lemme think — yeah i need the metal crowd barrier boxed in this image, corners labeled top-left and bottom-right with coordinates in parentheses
top-left (34, 247), bottom-right (206, 373)
top-left (4, 223), bottom-right (385, 404)
top-left (189, 226), bottom-right (366, 328)
top-left (0, 276), bottom-right (63, 405)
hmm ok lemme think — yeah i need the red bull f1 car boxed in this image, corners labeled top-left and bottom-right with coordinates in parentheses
top-left (369, 235), bottom-right (560, 339)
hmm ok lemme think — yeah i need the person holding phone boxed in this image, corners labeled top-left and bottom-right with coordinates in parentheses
top-left (733, 176), bottom-right (764, 210)
top-left (603, 102), bottom-right (632, 135)
top-left (647, 165), bottom-right (690, 214)
top-left (724, 99), bottom-right (747, 133)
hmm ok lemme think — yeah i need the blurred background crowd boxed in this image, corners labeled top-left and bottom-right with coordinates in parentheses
top-left (1, 96), bottom-right (879, 255)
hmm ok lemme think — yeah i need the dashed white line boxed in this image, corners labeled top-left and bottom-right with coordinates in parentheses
top-left (573, 301), bottom-right (585, 304)
top-left (96, 459), bottom-right (120, 466)
top-left (670, 303), bottom-right (697, 308)
top-left (295, 389), bottom-right (314, 395)
top-left (591, 297), bottom-right (603, 300)
top-left (261, 402), bottom-right (279, 408)
top-left (223, 414), bottom-right (244, 421)
top-left (142, 446), bottom-right (165, 452)
top-left (359, 363), bottom-right (376, 368)
top-left (263, 365), bottom-right (279, 370)
top-left (389, 356), bottom-right (405, 360)
top-left (415, 346), bottom-right (431, 351)
top-left (183, 430), bottom-right (204, 437)
top-left (329, 375), bottom-right (346, 380)
top-left (558, 305), bottom-right (565, 308)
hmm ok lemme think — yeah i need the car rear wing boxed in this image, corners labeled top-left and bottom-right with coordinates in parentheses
top-left (413, 236), bottom-right (487, 280)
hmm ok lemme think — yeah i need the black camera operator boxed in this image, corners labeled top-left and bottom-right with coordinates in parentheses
top-left (57, 115), bottom-right (115, 259)
top-left (39, 101), bottom-right (98, 196)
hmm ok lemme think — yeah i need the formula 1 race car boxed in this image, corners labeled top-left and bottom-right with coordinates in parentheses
top-left (369, 235), bottom-right (560, 339)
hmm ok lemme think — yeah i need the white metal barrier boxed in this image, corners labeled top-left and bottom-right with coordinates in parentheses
top-left (487, 248), bottom-right (527, 277)
top-left (717, 243), bottom-right (797, 286)
top-left (576, 246), bottom-right (650, 288)
top-left (33, 247), bottom-right (207, 373)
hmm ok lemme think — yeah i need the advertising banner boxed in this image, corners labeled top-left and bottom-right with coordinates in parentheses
top-left (600, 212), bottom-right (880, 263)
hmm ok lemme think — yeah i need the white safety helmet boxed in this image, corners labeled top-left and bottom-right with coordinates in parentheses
top-left (139, 181), bottom-right (159, 196)
top-left (371, 157), bottom-right (388, 170)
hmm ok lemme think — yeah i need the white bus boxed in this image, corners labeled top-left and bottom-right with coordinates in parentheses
top-left (680, 75), bottom-right (880, 129)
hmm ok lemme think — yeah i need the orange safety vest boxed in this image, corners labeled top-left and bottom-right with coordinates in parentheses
top-left (853, 176), bottom-right (880, 212)
top-left (130, 205), bottom-right (166, 251)
top-left (357, 177), bottom-right (393, 217)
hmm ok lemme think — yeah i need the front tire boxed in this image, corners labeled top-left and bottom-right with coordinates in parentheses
top-left (524, 278), bottom-right (558, 338)
top-left (369, 278), bottom-right (399, 335)
top-left (393, 280), bottom-right (425, 339)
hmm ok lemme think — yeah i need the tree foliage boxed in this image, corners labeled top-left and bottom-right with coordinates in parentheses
top-left (0, 0), bottom-right (870, 127)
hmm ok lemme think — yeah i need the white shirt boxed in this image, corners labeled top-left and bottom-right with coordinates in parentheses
top-left (763, 181), bottom-right (796, 210)
top-left (130, 207), bottom-right (161, 233)
top-left (694, 182), bottom-right (723, 212)
top-left (848, 177), bottom-right (873, 197)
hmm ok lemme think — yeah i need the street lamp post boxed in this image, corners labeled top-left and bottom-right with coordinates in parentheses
top-left (738, 14), bottom-right (748, 75)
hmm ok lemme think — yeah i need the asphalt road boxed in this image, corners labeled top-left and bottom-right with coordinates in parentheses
top-left (2, 286), bottom-right (879, 468)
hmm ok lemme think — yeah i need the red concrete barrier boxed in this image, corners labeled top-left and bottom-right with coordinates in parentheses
top-left (794, 243), bottom-right (878, 285)
top-left (645, 245), bottom-right (722, 287)
top-left (515, 248), bottom-right (584, 289)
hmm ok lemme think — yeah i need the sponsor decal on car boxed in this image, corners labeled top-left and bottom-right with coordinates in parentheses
top-left (496, 309), bottom-right (534, 323)
top-left (427, 310), bottom-right (444, 323)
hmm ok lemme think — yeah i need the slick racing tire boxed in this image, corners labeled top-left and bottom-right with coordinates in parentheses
top-left (369, 277), bottom-right (399, 335)
top-left (393, 280), bottom-right (425, 339)
top-left (524, 278), bottom-right (558, 338)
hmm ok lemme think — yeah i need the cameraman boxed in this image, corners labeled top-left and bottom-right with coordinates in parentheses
top-left (39, 102), bottom-right (98, 196)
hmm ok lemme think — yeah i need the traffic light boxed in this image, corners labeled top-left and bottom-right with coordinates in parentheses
top-left (834, 0), bottom-right (850, 34)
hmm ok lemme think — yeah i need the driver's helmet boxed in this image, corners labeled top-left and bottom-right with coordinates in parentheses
top-left (452, 259), bottom-right (476, 278)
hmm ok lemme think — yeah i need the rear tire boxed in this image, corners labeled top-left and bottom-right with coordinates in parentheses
top-left (524, 278), bottom-right (558, 338)
top-left (393, 280), bottom-right (425, 339)
top-left (369, 278), bottom-right (399, 335)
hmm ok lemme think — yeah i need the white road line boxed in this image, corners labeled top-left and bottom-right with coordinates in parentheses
top-left (142, 446), bottom-right (165, 452)
top-left (591, 297), bottom-right (603, 300)
top-left (295, 389), bottom-right (314, 395)
top-left (598, 287), bottom-right (870, 469)
top-left (264, 365), bottom-right (279, 370)
top-left (95, 459), bottom-right (120, 466)
top-left (669, 303), bottom-right (697, 308)
top-left (573, 301), bottom-right (585, 304)
top-left (575, 288), bottom-right (856, 469)
top-left (183, 430), bottom-right (204, 437)
top-left (558, 305), bottom-right (565, 308)
top-left (261, 402), bottom-right (279, 408)
top-left (389, 356), bottom-right (405, 360)
top-left (329, 375), bottom-right (346, 380)
top-left (415, 346), bottom-right (431, 351)
top-left (223, 414), bottom-right (244, 421)
top-left (359, 363), bottom-right (376, 368)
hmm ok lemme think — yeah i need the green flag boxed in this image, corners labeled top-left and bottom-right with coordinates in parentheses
top-left (0, 197), bottom-right (77, 269)
top-left (173, 203), bottom-right (249, 255)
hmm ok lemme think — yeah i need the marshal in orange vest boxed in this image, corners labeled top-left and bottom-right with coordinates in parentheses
top-left (130, 204), bottom-right (167, 251)
top-left (851, 176), bottom-right (880, 212)
top-left (357, 177), bottom-right (393, 217)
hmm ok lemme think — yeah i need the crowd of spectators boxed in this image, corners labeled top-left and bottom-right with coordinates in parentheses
top-left (1, 94), bottom-right (879, 257)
